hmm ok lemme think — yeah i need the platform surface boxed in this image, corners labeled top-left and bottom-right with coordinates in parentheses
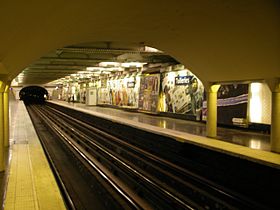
top-left (49, 100), bottom-right (280, 169)
top-left (3, 99), bottom-right (66, 210)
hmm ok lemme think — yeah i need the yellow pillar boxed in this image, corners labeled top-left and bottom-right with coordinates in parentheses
top-left (0, 81), bottom-right (5, 171)
top-left (4, 84), bottom-right (10, 147)
top-left (206, 84), bottom-right (220, 138)
top-left (270, 82), bottom-right (280, 153)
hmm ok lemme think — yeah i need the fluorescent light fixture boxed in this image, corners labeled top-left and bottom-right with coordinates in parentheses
top-left (99, 62), bottom-right (120, 67)
top-left (87, 67), bottom-right (101, 71)
top-left (144, 46), bottom-right (162, 53)
top-left (88, 66), bottom-right (123, 72)
top-left (121, 62), bottom-right (147, 68)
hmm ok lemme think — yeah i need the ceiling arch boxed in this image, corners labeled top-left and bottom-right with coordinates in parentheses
top-left (0, 0), bottom-right (279, 85)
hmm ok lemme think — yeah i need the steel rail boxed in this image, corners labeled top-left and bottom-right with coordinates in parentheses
top-left (32, 105), bottom-right (146, 210)
top-left (45, 104), bottom-right (260, 209)
top-left (27, 105), bottom-right (76, 210)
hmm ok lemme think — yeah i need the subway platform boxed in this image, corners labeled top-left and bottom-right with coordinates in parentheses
top-left (2, 98), bottom-right (280, 209)
top-left (2, 97), bottom-right (66, 210)
top-left (49, 100), bottom-right (280, 169)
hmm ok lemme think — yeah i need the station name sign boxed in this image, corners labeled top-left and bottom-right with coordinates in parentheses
top-left (127, 81), bottom-right (135, 88)
top-left (175, 75), bottom-right (193, 86)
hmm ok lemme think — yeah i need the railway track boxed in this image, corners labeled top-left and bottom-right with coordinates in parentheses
top-left (27, 104), bottom-right (267, 210)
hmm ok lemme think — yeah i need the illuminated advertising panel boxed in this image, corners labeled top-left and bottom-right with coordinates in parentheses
top-left (161, 70), bottom-right (204, 120)
top-left (202, 84), bottom-right (249, 126)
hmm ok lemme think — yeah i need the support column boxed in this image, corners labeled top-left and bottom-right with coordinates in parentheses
top-left (4, 84), bottom-right (10, 147)
top-left (267, 79), bottom-right (280, 153)
top-left (206, 84), bottom-right (220, 138)
top-left (0, 81), bottom-right (6, 171)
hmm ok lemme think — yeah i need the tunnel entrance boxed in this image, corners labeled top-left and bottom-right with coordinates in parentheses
top-left (19, 86), bottom-right (48, 104)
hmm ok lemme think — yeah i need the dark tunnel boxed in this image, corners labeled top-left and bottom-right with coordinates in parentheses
top-left (19, 86), bottom-right (49, 104)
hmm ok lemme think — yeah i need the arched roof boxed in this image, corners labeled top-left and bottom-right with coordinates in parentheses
top-left (0, 0), bottom-right (279, 86)
top-left (19, 86), bottom-right (48, 96)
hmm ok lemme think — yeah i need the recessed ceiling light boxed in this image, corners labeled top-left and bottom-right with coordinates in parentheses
top-left (99, 62), bottom-right (120, 67)
top-left (121, 62), bottom-right (147, 68)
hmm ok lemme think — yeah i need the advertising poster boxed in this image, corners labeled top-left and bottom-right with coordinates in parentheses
top-left (97, 75), bottom-right (139, 108)
top-left (97, 87), bottom-right (110, 104)
top-left (138, 74), bottom-right (160, 112)
top-left (126, 78), bottom-right (139, 107)
top-left (110, 78), bottom-right (124, 106)
top-left (202, 84), bottom-right (249, 126)
top-left (161, 70), bottom-right (204, 120)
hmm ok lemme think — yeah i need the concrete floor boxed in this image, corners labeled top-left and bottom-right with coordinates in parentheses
top-left (2, 97), bottom-right (66, 210)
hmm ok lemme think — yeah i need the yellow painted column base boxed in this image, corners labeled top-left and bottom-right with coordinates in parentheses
top-left (206, 84), bottom-right (220, 138)
top-left (4, 84), bottom-right (9, 147)
top-left (0, 92), bottom-right (4, 171)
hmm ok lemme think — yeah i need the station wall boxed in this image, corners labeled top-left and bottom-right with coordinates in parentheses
top-left (55, 66), bottom-right (272, 128)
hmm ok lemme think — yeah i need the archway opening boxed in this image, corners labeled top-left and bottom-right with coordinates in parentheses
top-left (13, 41), bottom-right (205, 120)
top-left (19, 86), bottom-right (48, 104)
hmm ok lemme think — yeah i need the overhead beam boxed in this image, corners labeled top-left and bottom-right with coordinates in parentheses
top-left (28, 65), bottom-right (87, 69)
top-left (30, 63), bottom-right (88, 67)
top-left (40, 57), bottom-right (110, 63)
top-left (60, 47), bottom-right (165, 55)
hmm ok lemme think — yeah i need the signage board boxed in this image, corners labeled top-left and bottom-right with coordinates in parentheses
top-left (175, 75), bottom-right (193, 86)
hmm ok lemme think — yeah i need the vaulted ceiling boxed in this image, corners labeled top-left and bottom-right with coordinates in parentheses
top-left (0, 1), bottom-right (279, 87)
top-left (17, 42), bottom-right (178, 84)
